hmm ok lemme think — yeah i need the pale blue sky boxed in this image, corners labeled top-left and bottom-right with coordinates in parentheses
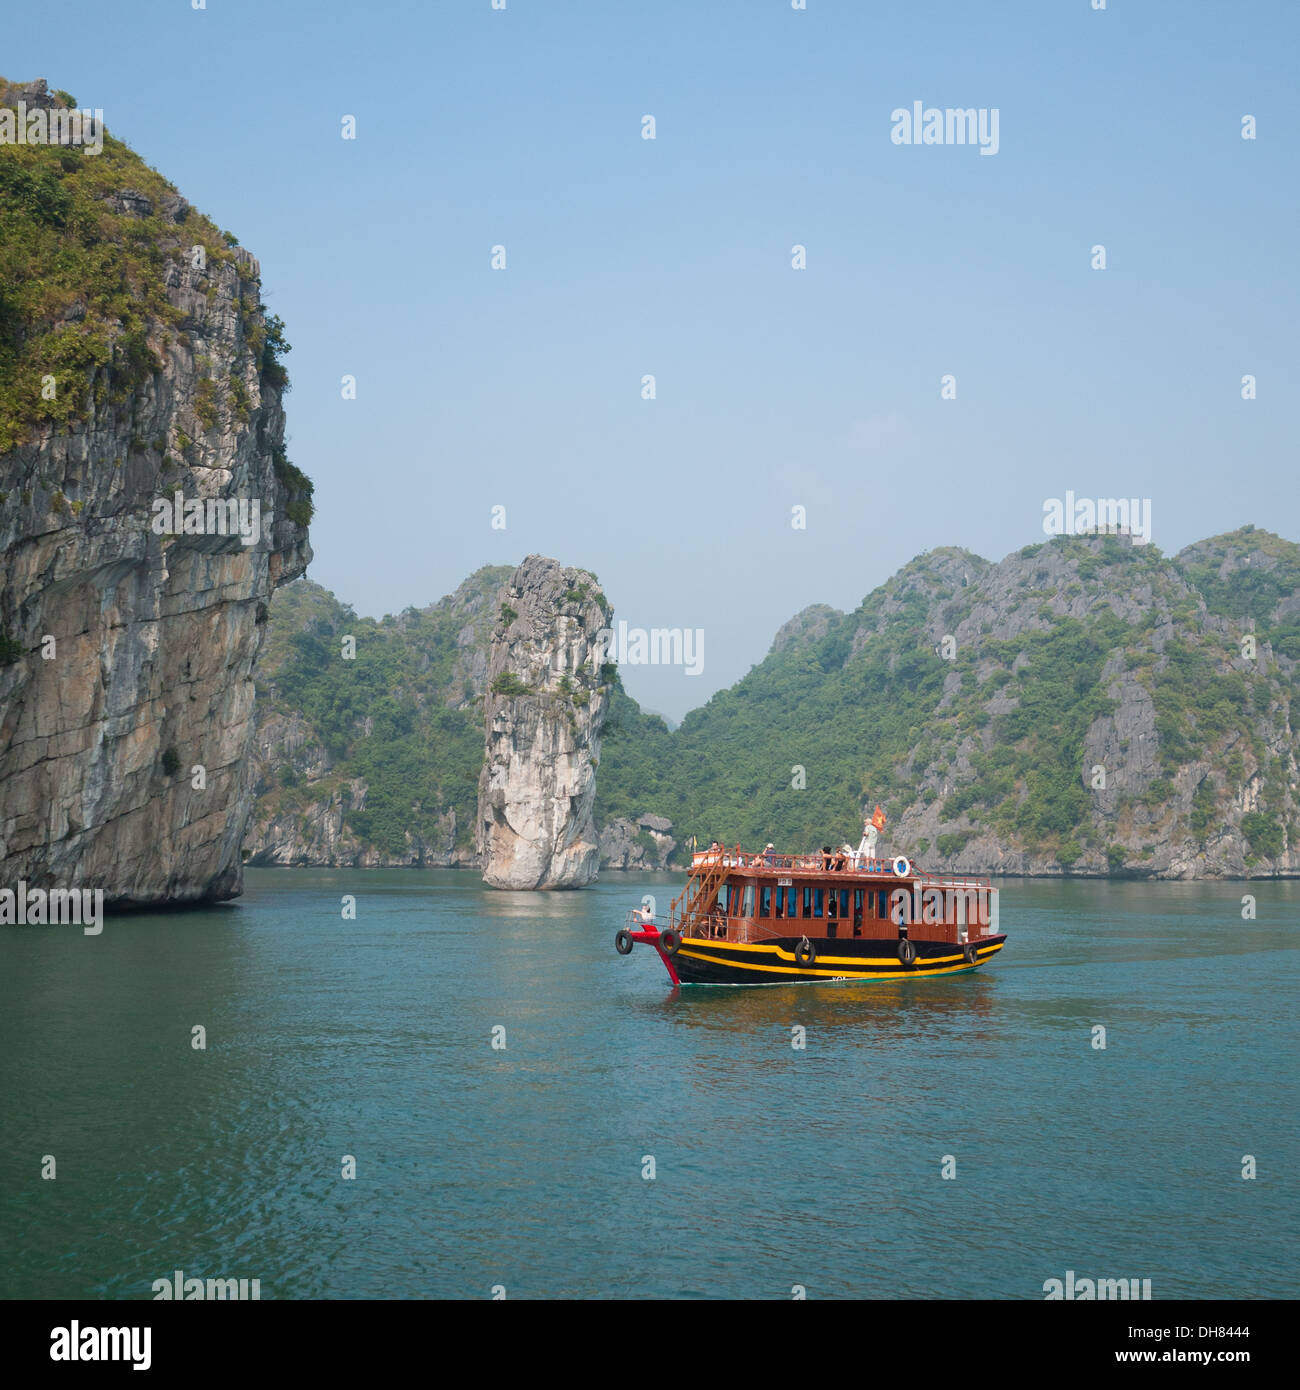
top-left (7, 0), bottom-right (1297, 718)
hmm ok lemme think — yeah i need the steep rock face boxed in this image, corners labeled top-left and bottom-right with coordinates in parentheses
top-left (599, 813), bottom-right (677, 870)
top-left (875, 534), bottom-right (1300, 878)
top-left (227, 529), bottom-right (1296, 883)
top-left (477, 556), bottom-right (610, 888)
top-left (590, 529), bottom-right (1299, 880)
top-left (0, 82), bottom-right (310, 904)
top-left (249, 760), bottom-right (461, 868)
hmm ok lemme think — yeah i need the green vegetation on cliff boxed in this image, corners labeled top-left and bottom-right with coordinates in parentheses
top-left (252, 530), bottom-right (1300, 876)
top-left (253, 569), bottom-right (511, 859)
top-left (0, 80), bottom-right (300, 470)
top-left (595, 530), bottom-right (1299, 873)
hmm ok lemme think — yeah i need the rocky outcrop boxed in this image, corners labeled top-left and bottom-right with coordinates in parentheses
top-left (477, 556), bottom-right (611, 888)
top-left (242, 570), bottom-right (507, 867)
top-left (236, 530), bottom-right (1296, 884)
top-left (769, 603), bottom-right (844, 657)
top-left (0, 83), bottom-right (310, 904)
top-left (249, 770), bottom-right (464, 868)
top-left (245, 708), bottom-right (472, 869)
top-left (599, 813), bottom-right (677, 869)
top-left (877, 533), bottom-right (1300, 879)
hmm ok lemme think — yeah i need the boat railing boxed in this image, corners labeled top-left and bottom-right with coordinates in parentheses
top-left (686, 848), bottom-right (992, 888)
top-left (913, 872), bottom-right (995, 889)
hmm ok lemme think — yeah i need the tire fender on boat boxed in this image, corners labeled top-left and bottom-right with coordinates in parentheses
top-left (614, 929), bottom-right (634, 956)
top-left (660, 929), bottom-right (682, 956)
top-left (963, 942), bottom-right (978, 965)
top-left (892, 855), bottom-right (911, 877)
top-left (794, 936), bottom-right (816, 966)
top-left (898, 938), bottom-right (917, 966)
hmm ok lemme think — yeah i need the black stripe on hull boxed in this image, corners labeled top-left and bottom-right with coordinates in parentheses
top-left (670, 935), bottom-right (1007, 985)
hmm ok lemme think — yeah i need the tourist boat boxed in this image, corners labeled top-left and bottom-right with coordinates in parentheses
top-left (614, 813), bottom-right (1006, 985)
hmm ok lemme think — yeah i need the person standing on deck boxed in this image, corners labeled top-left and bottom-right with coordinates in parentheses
top-left (856, 804), bottom-right (887, 863)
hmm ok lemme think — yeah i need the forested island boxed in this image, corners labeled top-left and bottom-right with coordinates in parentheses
top-left (246, 528), bottom-right (1300, 880)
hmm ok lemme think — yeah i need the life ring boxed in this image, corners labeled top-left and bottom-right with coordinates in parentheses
top-left (898, 938), bottom-right (917, 966)
top-left (659, 929), bottom-right (682, 956)
top-left (794, 936), bottom-right (816, 967)
top-left (614, 929), bottom-right (634, 956)
top-left (963, 942), bottom-right (978, 965)
top-left (892, 855), bottom-right (911, 877)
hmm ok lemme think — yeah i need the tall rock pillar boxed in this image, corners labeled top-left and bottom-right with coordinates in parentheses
top-left (476, 556), bottom-right (610, 889)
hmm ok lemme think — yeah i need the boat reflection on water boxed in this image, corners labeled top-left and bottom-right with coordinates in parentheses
top-left (626, 967), bottom-right (1002, 1041)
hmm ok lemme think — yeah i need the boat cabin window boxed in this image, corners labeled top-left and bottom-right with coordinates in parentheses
top-left (717, 884), bottom-right (731, 914)
top-left (838, 889), bottom-right (850, 918)
top-left (759, 885), bottom-right (772, 917)
top-left (741, 884), bottom-right (755, 918)
top-left (876, 889), bottom-right (889, 918)
top-left (802, 886), bottom-right (824, 918)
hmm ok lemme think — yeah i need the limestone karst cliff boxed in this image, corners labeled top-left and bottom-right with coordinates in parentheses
top-left (598, 813), bottom-right (677, 869)
top-left (243, 571), bottom-right (507, 867)
top-left (0, 79), bottom-right (311, 905)
top-left (243, 570), bottom-right (666, 872)
top-left (632, 529), bottom-right (1300, 880)
top-left (476, 556), bottom-right (611, 889)
top-left (247, 529), bottom-right (1299, 880)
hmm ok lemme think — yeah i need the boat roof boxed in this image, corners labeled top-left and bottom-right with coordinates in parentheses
top-left (691, 848), bottom-right (992, 890)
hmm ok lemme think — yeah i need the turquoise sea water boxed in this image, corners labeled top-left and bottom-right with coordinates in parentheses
top-left (0, 870), bottom-right (1295, 1300)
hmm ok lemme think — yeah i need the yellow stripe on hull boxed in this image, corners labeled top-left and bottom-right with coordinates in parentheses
top-left (676, 938), bottom-right (1004, 981)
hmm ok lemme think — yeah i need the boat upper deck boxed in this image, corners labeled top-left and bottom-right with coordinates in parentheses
top-left (690, 846), bottom-right (991, 890)
top-left (658, 843), bottom-right (999, 946)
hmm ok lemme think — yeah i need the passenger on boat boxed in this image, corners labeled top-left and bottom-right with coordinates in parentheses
top-left (760, 842), bottom-right (775, 866)
top-left (821, 845), bottom-right (833, 871)
top-left (856, 820), bottom-right (880, 863)
top-left (636, 904), bottom-right (655, 925)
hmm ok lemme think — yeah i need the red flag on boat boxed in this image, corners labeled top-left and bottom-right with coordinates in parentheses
top-left (871, 804), bottom-right (886, 831)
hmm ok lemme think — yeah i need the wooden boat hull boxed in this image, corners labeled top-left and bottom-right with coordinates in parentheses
top-left (669, 934), bottom-right (1007, 985)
